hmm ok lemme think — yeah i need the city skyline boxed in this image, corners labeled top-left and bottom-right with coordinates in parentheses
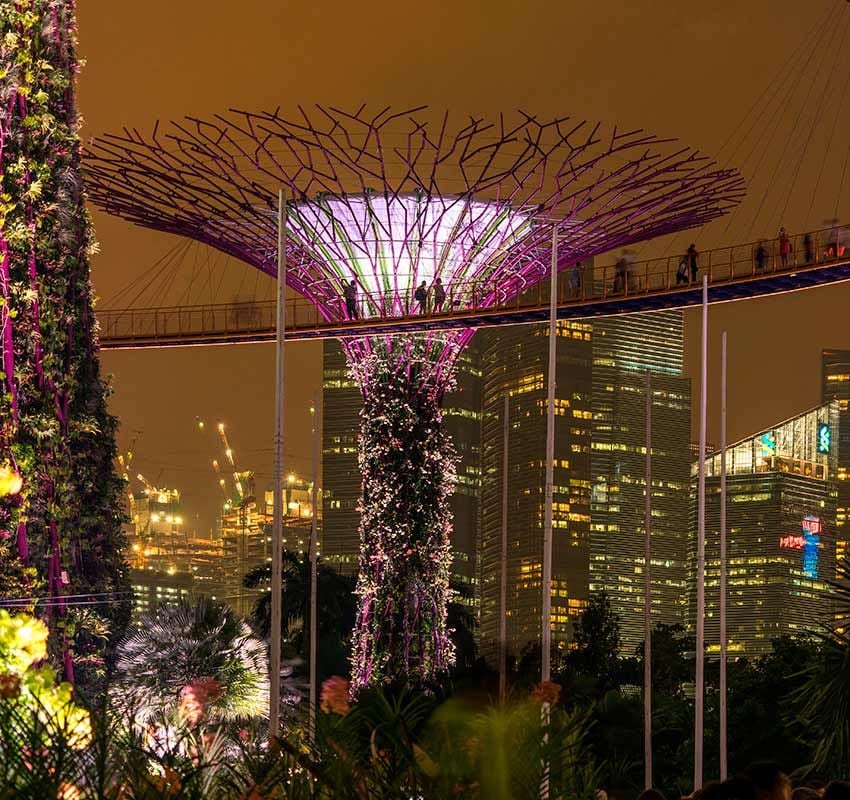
top-left (4, 0), bottom-right (850, 791)
top-left (77, 0), bottom-right (850, 536)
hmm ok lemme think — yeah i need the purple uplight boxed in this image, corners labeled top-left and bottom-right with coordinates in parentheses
top-left (286, 193), bottom-right (533, 320)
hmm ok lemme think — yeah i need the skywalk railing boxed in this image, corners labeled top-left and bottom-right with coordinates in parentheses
top-left (97, 223), bottom-right (849, 347)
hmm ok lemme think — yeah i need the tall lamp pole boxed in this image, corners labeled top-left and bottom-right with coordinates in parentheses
top-left (309, 389), bottom-right (320, 744)
top-left (540, 226), bottom-right (558, 800)
top-left (644, 371), bottom-right (653, 790)
top-left (694, 275), bottom-right (708, 789)
top-left (500, 392), bottom-right (509, 701)
top-left (719, 332), bottom-right (728, 780)
top-left (270, 189), bottom-right (287, 740)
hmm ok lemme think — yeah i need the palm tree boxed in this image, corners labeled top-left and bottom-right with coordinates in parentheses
top-left (796, 555), bottom-right (850, 776)
top-left (113, 599), bottom-right (269, 726)
top-left (243, 551), bottom-right (357, 680)
top-left (447, 580), bottom-right (478, 676)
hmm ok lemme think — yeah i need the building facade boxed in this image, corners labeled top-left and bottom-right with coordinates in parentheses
top-left (590, 311), bottom-right (692, 655)
top-left (321, 343), bottom-right (362, 574)
top-left (323, 304), bottom-right (691, 661)
top-left (822, 349), bottom-right (850, 569)
top-left (686, 404), bottom-right (839, 658)
top-left (218, 480), bottom-right (316, 615)
top-left (478, 319), bottom-right (594, 660)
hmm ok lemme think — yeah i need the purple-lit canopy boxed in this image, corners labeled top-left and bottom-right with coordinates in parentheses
top-left (84, 106), bottom-right (744, 370)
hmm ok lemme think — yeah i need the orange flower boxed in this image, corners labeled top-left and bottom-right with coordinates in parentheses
top-left (320, 676), bottom-right (351, 715)
top-left (58, 784), bottom-right (81, 800)
top-left (149, 768), bottom-right (182, 797)
top-left (530, 680), bottom-right (561, 706)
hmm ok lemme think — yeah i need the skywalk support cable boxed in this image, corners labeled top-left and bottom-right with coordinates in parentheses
top-left (744, 3), bottom-right (844, 236)
top-left (806, 33), bottom-right (850, 228)
top-left (775, 11), bottom-right (850, 229)
top-left (656, 1), bottom-right (837, 258)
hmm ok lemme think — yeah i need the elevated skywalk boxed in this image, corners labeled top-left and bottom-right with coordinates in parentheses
top-left (97, 224), bottom-right (849, 349)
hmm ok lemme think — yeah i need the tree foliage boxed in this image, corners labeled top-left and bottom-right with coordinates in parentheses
top-left (796, 556), bottom-right (850, 777)
top-left (112, 599), bottom-right (269, 727)
top-left (244, 550), bottom-right (357, 683)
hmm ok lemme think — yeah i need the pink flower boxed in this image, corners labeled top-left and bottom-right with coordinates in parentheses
top-left (178, 677), bottom-right (222, 726)
top-left (320, 676), bottom-right (351, 716)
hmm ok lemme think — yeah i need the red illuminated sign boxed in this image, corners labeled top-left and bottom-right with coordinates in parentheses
top-left (802, 516), bottom-right (822, 535)
top-left (779, 535), bottom-right (805, 550)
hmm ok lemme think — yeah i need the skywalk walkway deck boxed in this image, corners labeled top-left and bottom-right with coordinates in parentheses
top-left (97, 226), bottom-right (849, 349)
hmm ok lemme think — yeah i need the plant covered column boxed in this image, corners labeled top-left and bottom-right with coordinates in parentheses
top-left (0, 1), bottom-right (130, 682)
top-left (349, 337), bottom-right (457, 692)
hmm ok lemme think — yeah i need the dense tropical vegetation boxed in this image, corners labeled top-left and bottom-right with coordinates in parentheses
top-left (2, 556), bottom-right (850, 798)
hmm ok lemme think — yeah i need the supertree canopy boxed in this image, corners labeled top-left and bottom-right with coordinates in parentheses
top-left (0, 0), bottom-right (131, 682)
top-left (84, 106), bottom-right (744, 690)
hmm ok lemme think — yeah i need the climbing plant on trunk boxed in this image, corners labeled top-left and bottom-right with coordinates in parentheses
top-left (0, 0), bottom-right (130, 683)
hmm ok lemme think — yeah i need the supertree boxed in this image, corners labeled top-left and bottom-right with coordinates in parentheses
top-left (0, 1), bottom-right (131, 682)
top-left (83, 107), bottom-right (744, 690)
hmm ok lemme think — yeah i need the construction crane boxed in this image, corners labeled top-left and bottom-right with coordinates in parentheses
top-left (217, 421), bottom-right (246, 504)
top-left (197, 417), bottom-right (250, 510)
top-left (196, 417), bottom-right (258, 616)
top-left (211, 458), bottom-right (230, 507)
top-left (136, 472), bottom-right (157, 496)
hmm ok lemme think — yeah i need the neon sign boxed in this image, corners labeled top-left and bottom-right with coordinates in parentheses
top-left (780, 515), bottom-right (821, 579)
top-left (817, 424), bottom-right (831, 454)
top-left (760, 432), bottom-right (776, 455)
top-left (779, 535), bottom-right (804, 549)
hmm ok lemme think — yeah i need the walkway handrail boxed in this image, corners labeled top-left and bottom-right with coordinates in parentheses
top-left (96, 222), bottom-right (849, 347)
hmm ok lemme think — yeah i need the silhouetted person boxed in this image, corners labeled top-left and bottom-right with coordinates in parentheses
top-left (755, 242), bottom-right (768, 272)
top-left (613, 257), bottom-right (627, 293)
top-left (433, 277), bottom-right (446, 312)
top-left (687, 243), bottom-right (699, 282)
top-left (414, 280), bottom-right (428, 314)
top-left (824, 783), bottom-right (850, 800)
top-left (745, 763), bottom-right (792, 800)
top-left (724, 777), bottom-right (759, 800)
top-left (638, 790), bottom-right (667, 800)
top-left (804, 233), bottom-right (814, 263)
top-left (778, 226), bottom-right (791, 268)
top-left (625, 251), bottom-right (638, 291)
top-left (827, 224), bottom-right (841, 258)
top-left (343, 280), bottom-right (358, 319)
top-left (568, 262), bottom-right (583, 296)
top-left (676, 256), bottom-right (689, 285)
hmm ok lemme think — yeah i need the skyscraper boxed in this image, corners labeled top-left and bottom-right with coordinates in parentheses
top-left (321, 339), bottom-right (482, 598)
top-left (590, 311), bottom-right (692, 654)
top-left (686, 403), bottom-right (839, 658)
top-left (822, 349), bottom-right (850, 569)
top-left (320, 343), bottom-right (361, 574)
top-left (478, 319), bottom-right (594, 660)
top-left (325, 305), bottom-right (691, 661)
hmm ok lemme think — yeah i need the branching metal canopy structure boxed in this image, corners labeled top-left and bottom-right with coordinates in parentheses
top-left (84, 106), bottom-right (744, 690)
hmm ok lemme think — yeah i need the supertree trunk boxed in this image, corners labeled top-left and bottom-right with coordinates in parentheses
top-left (349, 338), bottom-right (457, 691)
top-left (0, 1), bottom-right (130, 683)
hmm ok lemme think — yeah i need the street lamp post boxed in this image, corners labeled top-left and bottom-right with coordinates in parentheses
top-left (270, 189), bottom-right (287, 741)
